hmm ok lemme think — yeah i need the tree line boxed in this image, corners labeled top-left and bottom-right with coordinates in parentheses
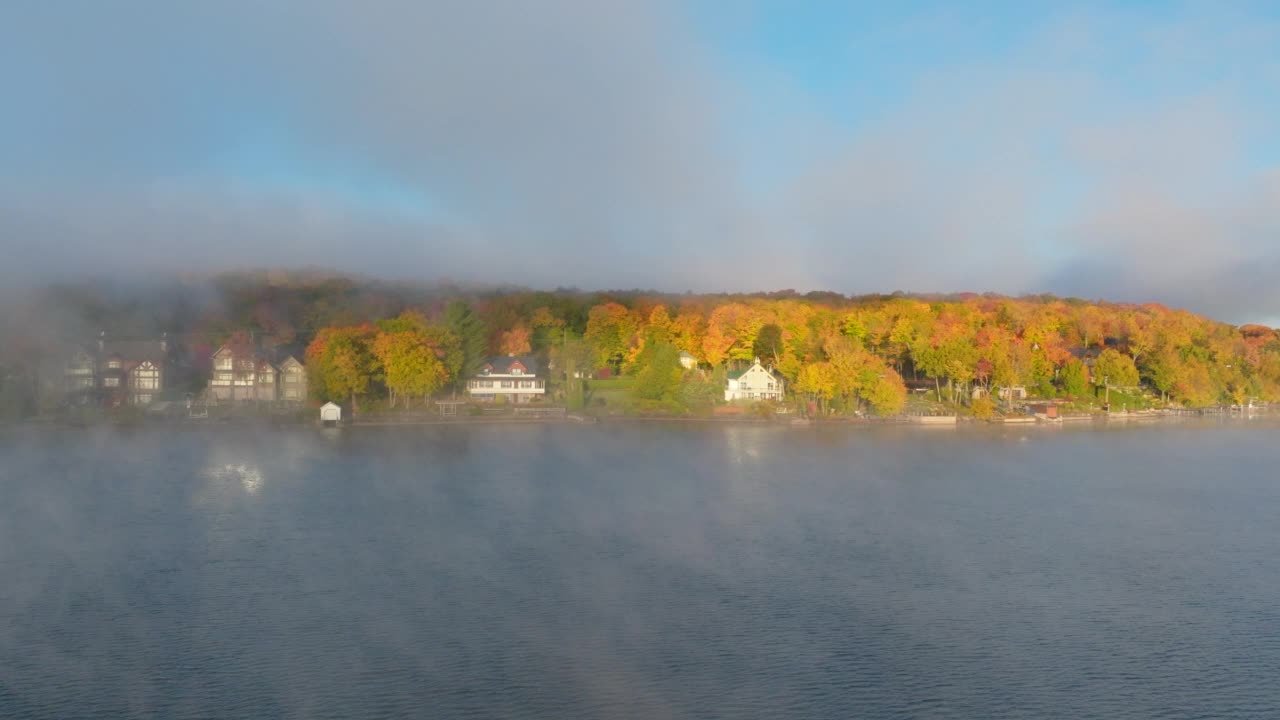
top-left (3, 273), bottom-right (1277, 417)
top-left (298, 285), bottom-right (1280, 415)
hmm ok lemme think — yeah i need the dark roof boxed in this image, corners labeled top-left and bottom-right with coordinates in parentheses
top-left (101, 339), bottom-right (168, 363)
top-left (213, 342), bottom-right (256, 359)
top-left (481, 355), bottom-right (540, 376)
top-left (1068, 346), bottom-right (1102, 362)
top-left (728, 361), bottom-right (780, 381)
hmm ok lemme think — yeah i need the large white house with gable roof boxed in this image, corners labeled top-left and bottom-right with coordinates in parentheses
top-left (466, 356), bottom-right (547, 403)
top-left (725, 358), bottom-right (785, 402)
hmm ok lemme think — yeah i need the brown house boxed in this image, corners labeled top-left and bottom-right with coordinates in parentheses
top-left (64, 334), bottom-right (171, 407)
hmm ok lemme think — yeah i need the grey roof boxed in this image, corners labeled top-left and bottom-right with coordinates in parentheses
top-left (728, 361), bottom-right (780, 381)
top-left (481, 356), bottom-right (540, 376)
top-left (101, 340), bottom-right (168, 363)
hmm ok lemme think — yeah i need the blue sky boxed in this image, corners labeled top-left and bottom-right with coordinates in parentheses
top-left (1, 1), bottom-right (1277, 322)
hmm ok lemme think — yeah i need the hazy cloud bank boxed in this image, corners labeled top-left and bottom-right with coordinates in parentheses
top-left (1, 2), bottom-right (1276, 322)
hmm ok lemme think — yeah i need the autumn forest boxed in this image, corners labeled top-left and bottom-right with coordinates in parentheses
top-left (2, 272), bottom-right (1278, 419)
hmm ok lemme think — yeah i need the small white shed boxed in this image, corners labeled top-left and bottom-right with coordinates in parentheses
top-left (320, 402), bottom-right (342, 424)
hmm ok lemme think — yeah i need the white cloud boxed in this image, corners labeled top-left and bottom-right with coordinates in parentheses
top-left (1, 2), bottom-right (1277, 322)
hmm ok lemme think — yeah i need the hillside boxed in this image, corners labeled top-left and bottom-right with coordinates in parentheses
top-left (2, 271), bottom-right (1277, 416)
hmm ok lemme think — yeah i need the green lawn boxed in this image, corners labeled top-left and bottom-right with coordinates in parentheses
top-left (1094, 386), bottom-right (1153, 411)
top-left (584, 376), bottom-right (633, 410)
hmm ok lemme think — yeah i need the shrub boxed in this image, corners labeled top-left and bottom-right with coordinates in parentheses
top-left (971, 395), bottom-right (996, 419)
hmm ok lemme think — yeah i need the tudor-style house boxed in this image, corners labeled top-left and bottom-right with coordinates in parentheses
top-left (64, 334), bottom-right (171, 406)
top-left (466, 356), bottom-right (546, 403)
top-left (725, 358), bottom-right (785, 402)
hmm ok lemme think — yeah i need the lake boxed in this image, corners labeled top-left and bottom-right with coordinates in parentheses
top-left (2, 420), bottom-right (1279, 719)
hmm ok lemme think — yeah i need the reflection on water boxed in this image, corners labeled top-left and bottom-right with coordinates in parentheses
top-left (2, 422), bottom-right (1280, 720)
top-left (202, 463), bottom-right (265, 494)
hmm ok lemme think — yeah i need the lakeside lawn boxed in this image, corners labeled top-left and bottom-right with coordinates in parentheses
top-left (583, 376), bottom-right (634, 410)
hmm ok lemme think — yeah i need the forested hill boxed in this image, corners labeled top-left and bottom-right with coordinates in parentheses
top-left (2, 270), bottom-right (1278, 412)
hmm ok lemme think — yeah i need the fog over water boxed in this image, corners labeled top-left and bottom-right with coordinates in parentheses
top-left (3, 421), bottom-right (1280, 719)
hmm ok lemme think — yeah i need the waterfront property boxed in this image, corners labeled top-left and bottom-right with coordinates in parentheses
top-left (210, 344), bottom-right (307, 404)
top-left (725, 358), bottom-right (785, 402)
top-left (63, 333), bottom-right (171, 406)
top-left (210, 343), bottom-right (270, 403)
top-left (465, 356), bottom-right (546, 403)
top-left (998, 385), bottom-right (1028, 401)
top-left (279, 356), bottom-right (308, 403)
top-left (319, 401), bottom-right (342, 424)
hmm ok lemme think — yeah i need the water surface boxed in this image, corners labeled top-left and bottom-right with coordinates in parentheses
top-left (2, 421), bottom-right (1279, 718)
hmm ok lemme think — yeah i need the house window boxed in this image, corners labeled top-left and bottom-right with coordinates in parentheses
top-left (135, 394), bottom-right (152, 405)
top-left (259, 374), bottom-right (273, 384)
top-left (103, 377), bottom-right (120, 387)
top-left (512, 368), bottom-right (523, 375)
top-left (132, 363), bottom-right (160, 391)
top-left (768, 382), bottom-right (774, 390)
top-left (107, 359), bottom-right (121, 369)
top-left (285, 389), bottom-right (299, 399)
top-left (215, 357), bottom-right (232, 370)
top-left (519, 380), bottom-right (533, 388)
top-left (501, 380), bottom-right (514, 389)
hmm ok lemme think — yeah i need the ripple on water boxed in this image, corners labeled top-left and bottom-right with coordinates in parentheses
top-left (2, 424), bottom-right (1280, 719)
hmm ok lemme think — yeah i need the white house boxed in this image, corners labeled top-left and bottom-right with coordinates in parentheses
top-left (320, 402), bottom-right (342, 424)
top-left (725, 359), bottom-right (785, 402)
top-left (678, 350), bottom-right (698, 370)
top-left (466, 356), bottom-right (547, 403)
top-left (997, 385), bottom-right (1028, 401)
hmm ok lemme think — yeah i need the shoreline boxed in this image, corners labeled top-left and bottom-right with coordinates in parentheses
top-left (6, 407), bottom-right (1275, 433)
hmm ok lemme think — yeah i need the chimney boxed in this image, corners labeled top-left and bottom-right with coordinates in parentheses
top-left (98, 330), bottom-right (105, 353)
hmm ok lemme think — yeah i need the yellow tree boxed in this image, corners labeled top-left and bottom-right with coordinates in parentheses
top-left (703, 303), bottom-right (763, 366)
top-left (372, 330), bottom-right (449, 407)
top-left (794, 361), bottom-right (837, 415)
top-left (585, 302), bottom-right (638, 370)
top-left (863, 365), bottom-right (907, 416)
top-left (669, 310), bottom-right (705, 358)
top-left (306, 325), bottom-right (378, 412)
top-left (646, 305), bottom-right (673, 343)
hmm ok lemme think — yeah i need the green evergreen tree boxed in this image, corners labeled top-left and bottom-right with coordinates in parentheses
top-left (631, 341), bottom-right (683, 403)
top-left (443, 301), bottom-right (488, 388)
